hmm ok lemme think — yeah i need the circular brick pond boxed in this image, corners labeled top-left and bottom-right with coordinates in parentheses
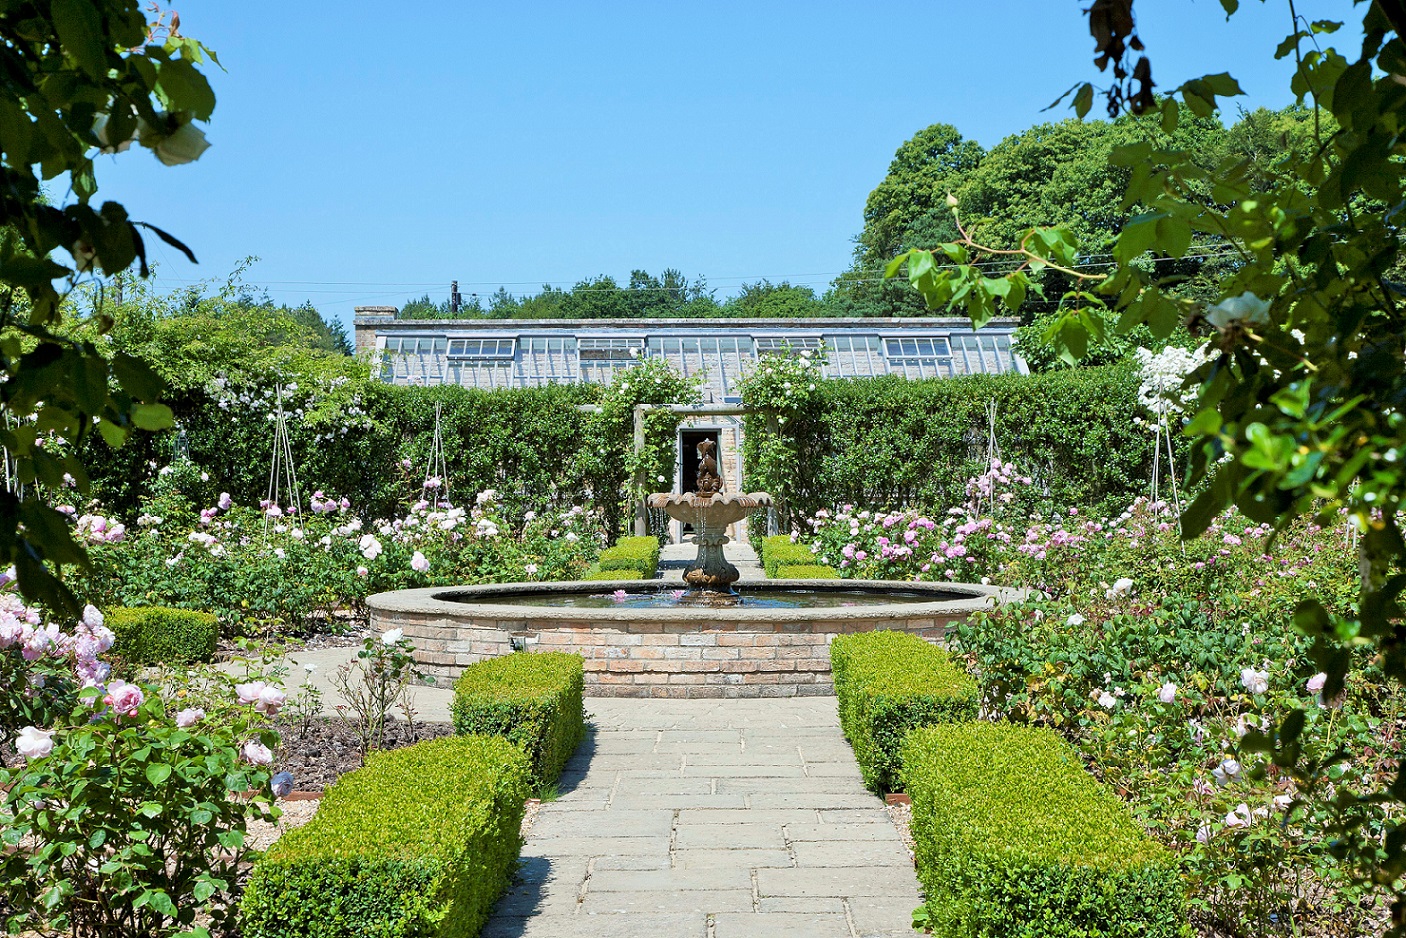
top-left (367, 579), bottom-right (1011, 698)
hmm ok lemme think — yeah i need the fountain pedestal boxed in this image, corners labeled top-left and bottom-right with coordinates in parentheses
top-left (647, 491), bottom-right (772, 600)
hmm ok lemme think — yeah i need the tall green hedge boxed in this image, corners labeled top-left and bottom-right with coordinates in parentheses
top-left (106, 606), bottom-right (219, 665)
top-left (746, 363), bottom-right (1147, 528)
top-left (902, 722), bottom-right (1188, 938)
top-left (450, 652), bottom-right (585, 792)
top-left (830, 631), bottom-right (977, 792)
top-left (240, 735), bottom-right (530, 938)
top-left (760, 536), bottom-right (818, 577)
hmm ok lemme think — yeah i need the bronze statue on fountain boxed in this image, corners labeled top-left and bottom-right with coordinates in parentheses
top-left (647, 439), bottom-right (771, 604)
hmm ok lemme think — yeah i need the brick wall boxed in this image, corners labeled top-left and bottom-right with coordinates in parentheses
top-left (377, 606), bottom-right (961, 699)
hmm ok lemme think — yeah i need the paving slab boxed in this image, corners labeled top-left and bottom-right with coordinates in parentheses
top-left (483, 697), bottom-right (921, 935)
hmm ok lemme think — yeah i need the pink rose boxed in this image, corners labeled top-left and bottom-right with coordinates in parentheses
top-left (410, 551), bottom-right (429, 573)
top-left (235, 681), bottom-right (267, 705)
top-left (1306, 672), bottom-right (1327, 694)
top-left (255, 684), bottom-right (286, 716)
top-left (103, 680), bottom-right (145, 717)
top-left (242, 740), bottom-right (274, 765)
top-left (270, 771), bottom-right (295, 797)
top-left (175, 708), bottom-right (205, 728)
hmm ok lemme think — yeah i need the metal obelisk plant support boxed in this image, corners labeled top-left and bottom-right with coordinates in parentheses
top-left (265, 384), bottom-right (302, 534)
top-left (423, 401), bottom-right (449, 506)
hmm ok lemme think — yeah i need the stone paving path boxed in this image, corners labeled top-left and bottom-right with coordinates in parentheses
top-left (483, 697), bottom-right (920, 938)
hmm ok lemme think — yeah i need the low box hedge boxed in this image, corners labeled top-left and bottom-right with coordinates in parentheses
top-left (240, 735), bottom-right (530, 938)
top-left (106, 606), bottom-right (219, 665)
top-left (902, 722), bottom-right (1188, 938)
top-left (760, 535), bottom-right (817, 577)
top-left (775, 564), bottom-right (839, 578)
top-left (597, 535), bottom-right (661, 579)
top-left (582, 568), bottom-right (646, 581)
top-left (830, 631), bottom-right (977, 792)
top-left (451, 651), bottom-right (585, 793)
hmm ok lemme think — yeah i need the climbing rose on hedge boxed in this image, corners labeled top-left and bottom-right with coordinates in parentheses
top-left (1240, 667), bottom-right (1269, 695)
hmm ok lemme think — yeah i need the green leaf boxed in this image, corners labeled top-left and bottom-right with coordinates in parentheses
top-left (51, 0), bottom-right (106, 79)
top-left (1155, 216), bottom-right (1193, 257)
top-left (156, 59), bottom-right (217, 121)
top-left (146, 763), bottom-right (172, 785)
top-left (1160, 98), bottom-right (1179, 134)
top-left (1183, 409), bottom-right (1222, 437)
top-left (130, 403), bottom-right (174, 431)
top-left (1219, 0), bottom-right (1239, 13)
top-left (1073, 83), bottom-right (1094, 119)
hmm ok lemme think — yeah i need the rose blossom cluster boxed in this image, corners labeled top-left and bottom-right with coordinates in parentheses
top-left (75, 513), bottom-right (126, 544)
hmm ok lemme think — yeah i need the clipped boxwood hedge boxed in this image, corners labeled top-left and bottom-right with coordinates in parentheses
top-left (902, 722), bottom-right (1188, 938)
top-left (597, 535), bottom-right (661, 579)
top-left (760, 535), bottom-right (817, 577)
top-left (451, 651), bottom-right (585, 792)
top-left (106, 606), bottom-right (219, 665)
top-left (775, 564), bottom-right (839, 579)
top-left (831, 631), bottom-right (977, 792)
top-left (582, 569), bottom-right (646, 581)
top-left (240, 735), bottom-right (530, 938)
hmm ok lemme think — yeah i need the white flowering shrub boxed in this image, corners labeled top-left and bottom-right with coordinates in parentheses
top-left (72, 484), bottom-right (604, 633)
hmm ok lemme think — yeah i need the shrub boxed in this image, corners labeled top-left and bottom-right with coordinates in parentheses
top-left (240, 735), bottom-right (530, 938)
top-left (450, 652), bottom-right (586, 792)
top-left (830, 631), bottom-right (978, 792)
top-left (902, 722), bottom-right (1188, 938)
top-left (597, 535), bottom-right (661, 579)
top-left (3, 672), bottom-right (282, 938)
top-left (106, 606), bottom-right (219, 665)
top-left (775, 564), bottom-right (839, 578)
top-left (761, 536), bottom-right (816, 577)
top-left (582, 568), bottom-right (646, 581)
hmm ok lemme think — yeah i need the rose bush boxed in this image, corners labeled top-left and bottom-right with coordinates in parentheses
top-left (72, 482), bottom-right (604, 634)
top-left (1, 598), bottom-right (291, 938)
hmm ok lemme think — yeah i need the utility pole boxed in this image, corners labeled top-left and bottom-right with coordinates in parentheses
top-left (450, 280), bottom-right (462, 315)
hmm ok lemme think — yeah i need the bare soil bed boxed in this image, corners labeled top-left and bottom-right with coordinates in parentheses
top-left (272, 717), bottom-right (456, 792)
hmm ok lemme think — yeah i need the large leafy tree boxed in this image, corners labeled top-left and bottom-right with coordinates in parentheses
top-left (0, 1), bottom-right (217, 612)
top-left (887, 0), bottom-right (1406, 919)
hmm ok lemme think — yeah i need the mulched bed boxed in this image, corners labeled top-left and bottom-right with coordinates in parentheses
top-left (272, 717), bottom-right (457, 792)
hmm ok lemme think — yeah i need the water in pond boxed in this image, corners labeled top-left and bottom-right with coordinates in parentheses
top-left (461, 588), bottom-right (959, 609)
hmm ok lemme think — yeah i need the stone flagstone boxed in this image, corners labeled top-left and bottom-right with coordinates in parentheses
top-left (481, 697), bottom-right (920, 938)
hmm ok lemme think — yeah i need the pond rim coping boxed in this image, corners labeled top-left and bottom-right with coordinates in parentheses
top-left (366, 579), bottom-right (1020, 624)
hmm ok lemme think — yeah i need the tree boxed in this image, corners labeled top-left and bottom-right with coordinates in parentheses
top-left (855, 123), bottom-right (984, 271)
top-left (724, 280), bottom-right (827, 319)
top-left (0, 2), bottom-right (217, 612)
top-left (887, 0), bottom-right (1406, 920)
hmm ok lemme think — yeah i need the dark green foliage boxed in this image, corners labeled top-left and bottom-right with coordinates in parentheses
top-left (902, 722), bottom-right (1188, 938)
top-left (830, 631), bottom-right (977, 792)
top-left (597, 536), bottom-right (661, 579)
top-left (240, 735), bottom-right (529, 938)
top-left (450, 652), bottom-right (586, 792)
top-left (759, 536), bottom-right (817, 577)
top-left (746, 364), bottom-right (1148, 530)
top-left (105, 606), bottom-right (218, 665)
top-left (774, 564), bottom-right (838, 579)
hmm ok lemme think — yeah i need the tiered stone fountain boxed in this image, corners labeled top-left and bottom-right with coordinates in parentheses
top-left (647, 439), bottom-right (770, 603)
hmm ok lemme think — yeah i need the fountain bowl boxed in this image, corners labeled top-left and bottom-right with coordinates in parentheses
top-left (367, 578), bottom-right (1017, 698)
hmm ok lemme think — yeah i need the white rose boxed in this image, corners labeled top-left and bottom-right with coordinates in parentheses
top-left (1205, 291), bottom-right (1271, 332)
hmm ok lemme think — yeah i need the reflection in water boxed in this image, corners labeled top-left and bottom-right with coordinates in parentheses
top-left (456, 588), bottom-right (960, 610)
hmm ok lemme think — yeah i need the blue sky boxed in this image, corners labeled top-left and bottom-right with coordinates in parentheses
top-left (97, 1), bottom-right (1357, 332)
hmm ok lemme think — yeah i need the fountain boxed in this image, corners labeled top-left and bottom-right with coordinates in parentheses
top-left (366, 441), bottom-right (1016, 697)
top-left (647, 439), bottom-right (771, 602)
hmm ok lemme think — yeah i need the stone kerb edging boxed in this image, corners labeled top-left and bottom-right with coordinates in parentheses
top-left (368, 580), bottom-right (1017, 699)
